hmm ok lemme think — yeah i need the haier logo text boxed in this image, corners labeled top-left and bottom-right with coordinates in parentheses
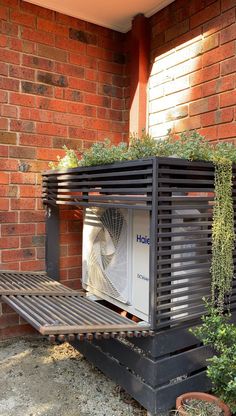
top-left (136, 235), bottom-right (150, 245)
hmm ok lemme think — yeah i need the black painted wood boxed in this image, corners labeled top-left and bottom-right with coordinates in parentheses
top-left (73, 338), bottom-right (211, 414)
top-left (45, 205), bottom-right (59, 281)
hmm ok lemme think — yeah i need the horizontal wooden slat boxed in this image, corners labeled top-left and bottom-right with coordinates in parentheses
top-left (2, 294), bottom-right (150, 336)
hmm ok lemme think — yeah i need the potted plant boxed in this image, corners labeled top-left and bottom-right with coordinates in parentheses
top-left (176, 391), bottom-right (231, 415)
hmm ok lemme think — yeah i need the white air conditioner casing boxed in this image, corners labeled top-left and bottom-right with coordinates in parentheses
top-left (82, 204), bottom-right (203, 323)
top-left (82, 208), bottom-right (150, 321)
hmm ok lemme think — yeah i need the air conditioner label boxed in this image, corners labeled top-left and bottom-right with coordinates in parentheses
top-left (137, 273), bottom-right (149, 282)
top-left (136, 234), bottom-right (150, 245)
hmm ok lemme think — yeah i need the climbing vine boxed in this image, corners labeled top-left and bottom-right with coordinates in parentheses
top-left (211, 159), bottom-right (234, 312)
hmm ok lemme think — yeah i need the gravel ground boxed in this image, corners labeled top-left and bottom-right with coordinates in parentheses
top-left (0, 337), bottom-right (157, 416)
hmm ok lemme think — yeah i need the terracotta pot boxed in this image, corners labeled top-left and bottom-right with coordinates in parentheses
top-left (176, 392), bottom-right (231, 416)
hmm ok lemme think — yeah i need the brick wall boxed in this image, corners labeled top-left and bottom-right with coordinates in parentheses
top-left (0, 0), bottom-right (128, 271)
top-left (149, 0), bottom-right (236, 141)
top-left (0, 0), bottom-right (129, 337)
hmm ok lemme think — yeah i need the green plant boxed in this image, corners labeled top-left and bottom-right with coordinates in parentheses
top-left (49, 145), bottom-right (79, 170)
top-left (79, 139), bottom-right (129, 167)
top-left (211, 160), bottom-right (234, 312)
top-left (192, 304), bottom-right (236, 413)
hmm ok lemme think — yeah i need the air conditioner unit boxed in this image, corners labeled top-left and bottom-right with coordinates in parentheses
top-left (82, 207), bottom-right (150, 321)
top-left (82, 205), bottom-right (204, 323)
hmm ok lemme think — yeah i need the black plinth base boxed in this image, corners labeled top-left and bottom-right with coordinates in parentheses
top-left (72, 326), bottom-right (212, 415)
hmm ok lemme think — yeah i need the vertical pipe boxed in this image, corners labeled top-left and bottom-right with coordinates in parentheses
top-left (46, 204), bottom-right (60, 281)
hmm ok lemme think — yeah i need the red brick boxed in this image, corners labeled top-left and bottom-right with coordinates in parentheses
top-left (0, 313), bottom-right (19, 328)
top-left (0, 159), bottom-right (18, 170)
top-left (0, 49), bottom-right (20, 65)
top-left (67, 266), bottom-right (82, 280)
top-left (10, 119), bottom-right (35, 133)
top-left (0, 210), bottom-right (17, 222)
top-left (1, 104), bottom-right (17, 117)
top-left (69, 53), bottom-right (97, 69)
top-left (20, 259), bottom-right (44, 271)
top-left (38, 44), bottom-right (68, 62)
top-left (0, 236), bottom-right (19, 250)
top-left (221, 0), bottom-right (236, 11)
top-left (199, 125), bottom-right (218, 141)
top-left (218, 122), bottom-right (236, 138)
top-left (21, 27), bottom-right (55, 46)
top-left (68, 102), bottom-right (96, 117)
top-left (37, 18), bottom-right (68, 37)
top-left (0, 145), bottom-right (8, 157)
top-left (202, 76), bottom-right (234, 97)
top-left (203, 42), bottom-right (235, 67)
top-left (0, 90), bottom-right (8, 103)
top-left (0, 118), bottom-right (8, 130)
top-left (0, 76), bottom-right (19, 92)
top-left (68, 126), bottom-right (97, 141)
top-left (19, 185), bottom-right (41, 198)
top-left (36, 96), bottom-right (68, 113)
top-left (19, 133), bottom-right (52, 148)
top-left (221, 22), bottom-right (236, 44)
top-left (60, 255), bottom-right (82, 268)
top-left (36, 147), bottom-right (65, 161)
top-left (0, 172), bottom-right (9, 184)
top-left (0, 33), bottom-right (8, 47)
top-left (10, 10), bottom-right (36, 28)
top-left (0, 131), bottom-right (17, 144)
top-left (98, 60), bottom-right (123, 75)
top-left (10, 198), bottom-right (35, 210)
top-left (10, 172), bottom-right (36, 184)
top-left (0, 20), bottom-right (18, 37)
top-left (9, 65), bottom-right (35, 81)
top-left (36, 122), bottom-right (67, 137)
top-left (0, 6), bottom-right (8, 20)
top-left (20, 210), bottom-right (44, 223)
top-left (0, 198), bottom-right (9, 210)
top-left (63, 279), bottom-right (81, 290)
top-left (55, 36), bottom-right (86, 54)
top-left (21, 1), bottom-right (54, 19)
top-left (0, 324), bottom-right (37, 339)
top-left (190, 1), bottom-right (220, 28)
top-left (0, 261), bottom-right (20, 271)
top-left (56, 62), bottom-right (84, 78)
top-left (83, 118), bottom-right (111, 131)
top-left (221, 56), bottom-right (236, 75)
top-left (37, 222), bottom-right (45, 235)
top-left (10, 92), bottom-right (36, 107)
top-left (220, 90), bottom-right (236, 107)
top-left (201, 108), bottom-right (234, 126)
top-left (2, 248), bottom-right (35, 262)
top-left (68, 78), bottom-right (96, 93)
top-left (203, 33), bottom-right (219, 52)
top-left (20, 107), bottom-right (53, 123)
top-left (0, 62), bottom-right (8, 76)
top-left (22, 54), bottom-right (54, 71)
top-left (189, 96), bottom-right (218, 116)
top-left (203, 9), bottom-right (235, 37)
top-left (84, 93), bottom-right (111, 108)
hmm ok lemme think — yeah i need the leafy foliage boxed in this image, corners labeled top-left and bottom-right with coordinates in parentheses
top-left (192, 304), bottom-right (236, 413)
top-left (211, 161), bottom-right (234, 312)
top-left (48, 145), bottom-right (79, 170)
top-left (79, 140), bottom-right (128, 167)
